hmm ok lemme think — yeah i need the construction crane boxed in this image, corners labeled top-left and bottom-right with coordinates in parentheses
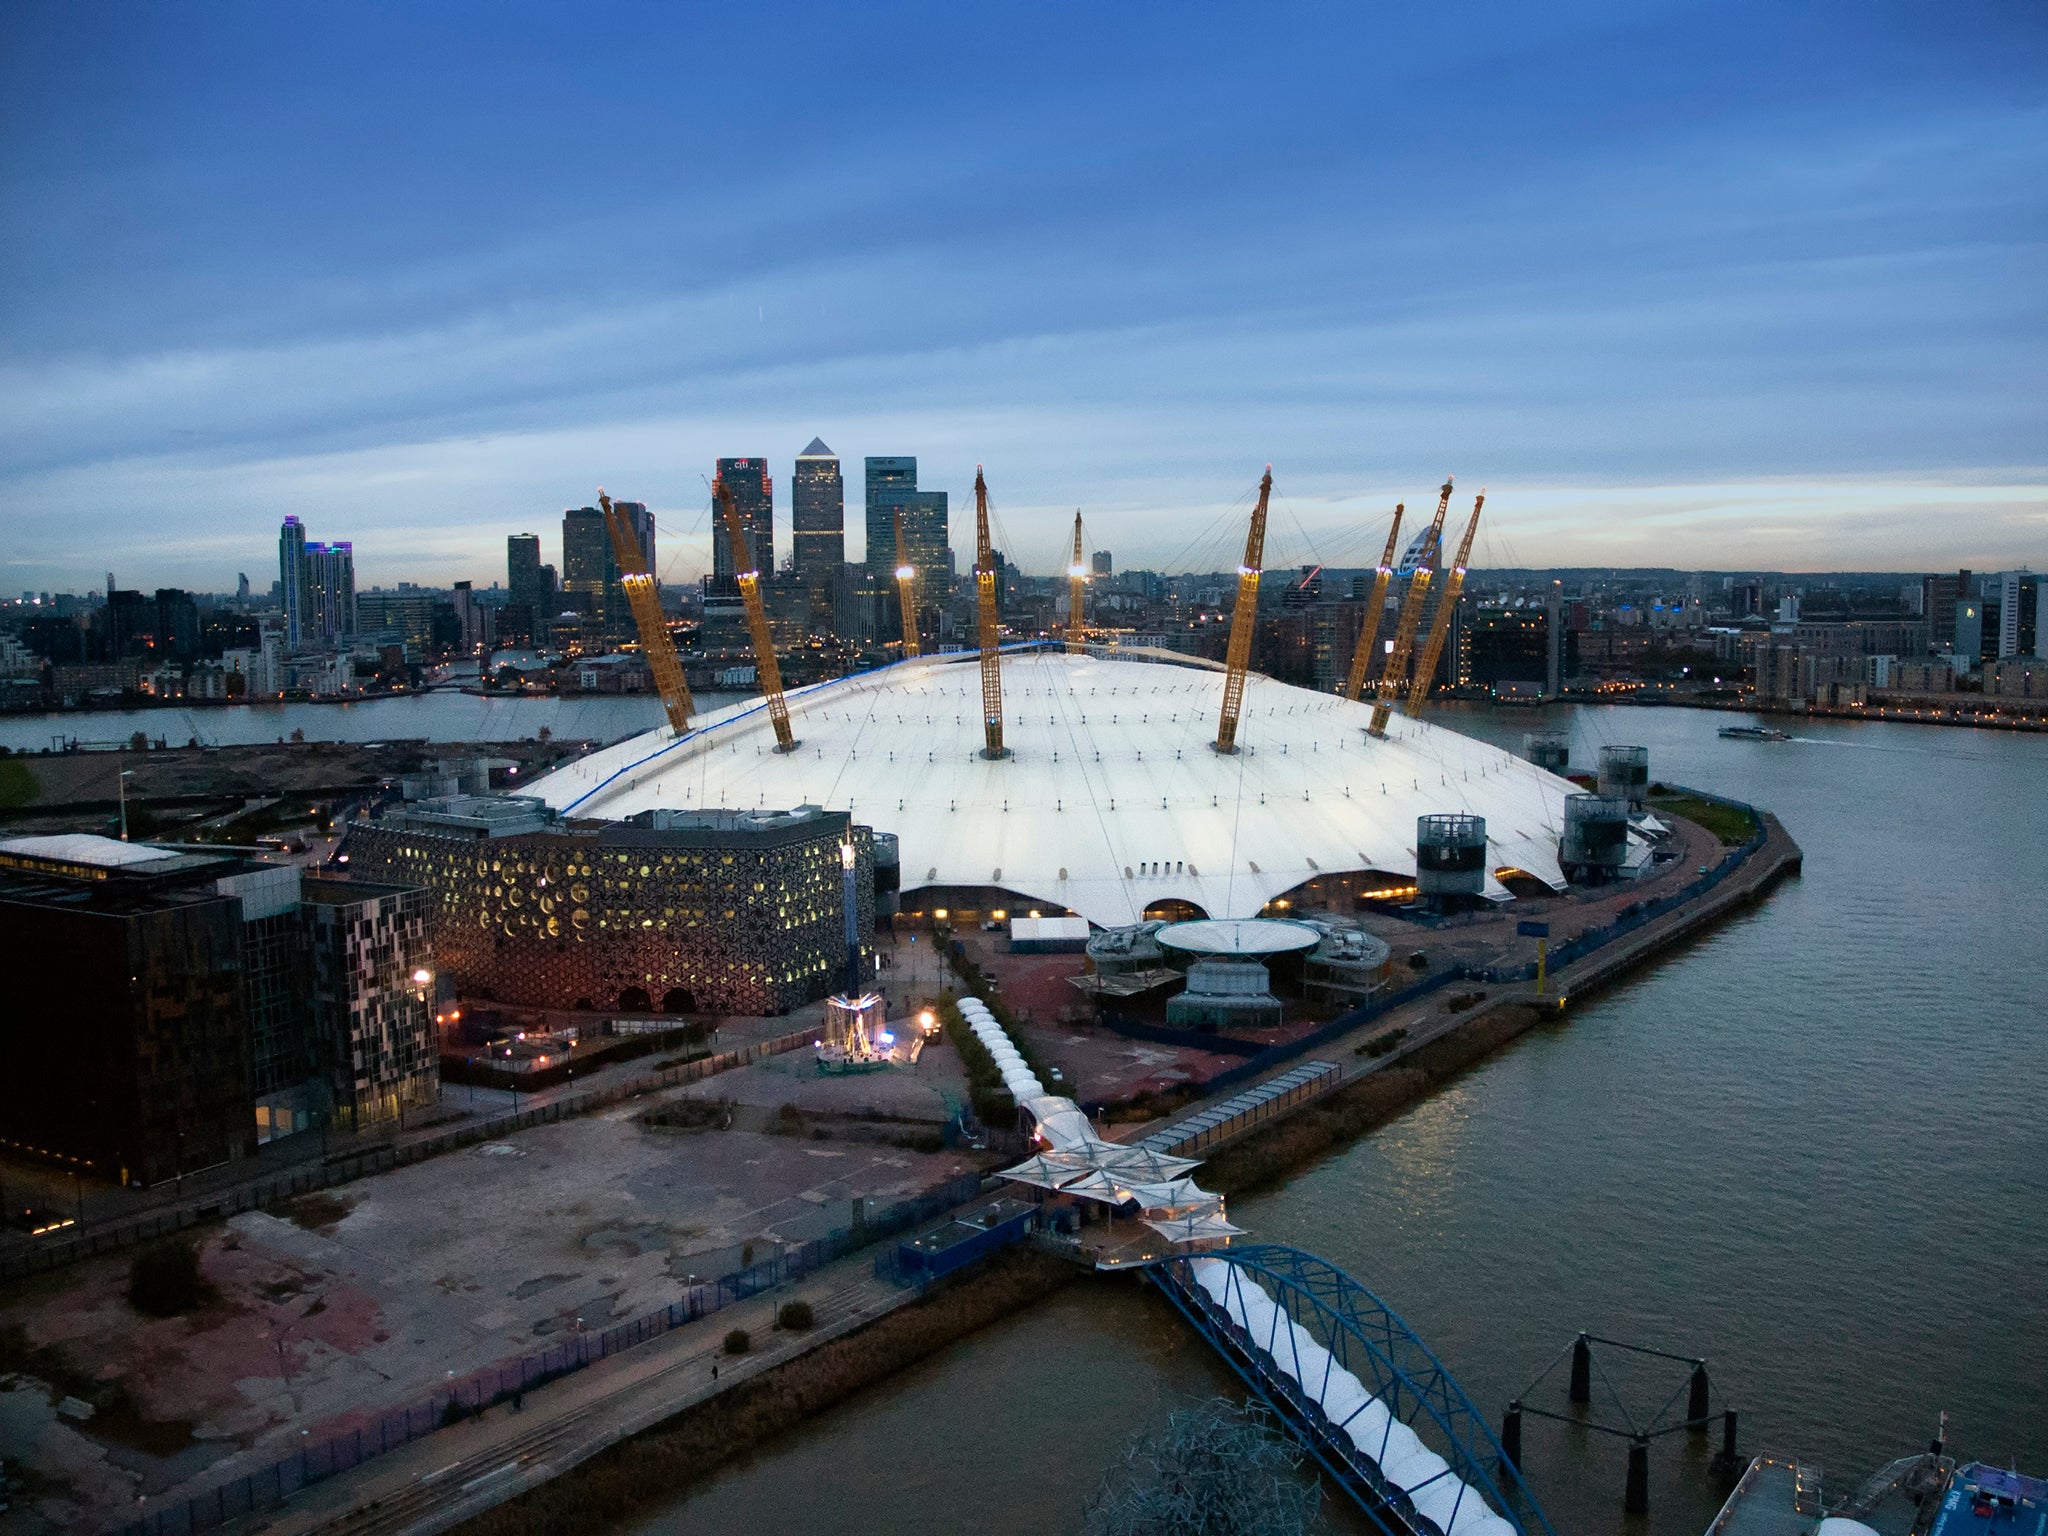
top-left (1214, 467), bottom-right (1273, 754)
top-left (716, 476), bottom-right (796, 753)
top-left (892, 510), bottom-right (920, 659)
top-left (1342, 502), bottom-right (1405, 702)
top-left (1368, 476), bottom-right (1454, 737)
top-left (1405, 491), bottom-right (1484, 715)
top-left (1066, 510), bottom-right (1088, 654)
top-left (599, 490), bottom-right (693, 737)
top-left (973, 466), bottom-right (1007, 759)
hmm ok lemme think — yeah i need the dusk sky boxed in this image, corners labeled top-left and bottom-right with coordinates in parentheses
top-left (3, 1), bottom-right (2043, 591)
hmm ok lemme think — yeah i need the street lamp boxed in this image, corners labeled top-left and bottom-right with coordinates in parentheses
top-left (118, 769), bottom-right (135, 842)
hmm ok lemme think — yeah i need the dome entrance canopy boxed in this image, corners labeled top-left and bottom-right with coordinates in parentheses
top-left (1156, 918), bottom-right (1320, 958)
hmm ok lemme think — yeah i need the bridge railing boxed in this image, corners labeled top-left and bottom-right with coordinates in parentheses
top-left (1155, 1244), bottom-right (1556, 1536)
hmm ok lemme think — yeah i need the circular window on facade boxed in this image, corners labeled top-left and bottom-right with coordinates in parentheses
top-left (572, 908), bottom-right (590, 930)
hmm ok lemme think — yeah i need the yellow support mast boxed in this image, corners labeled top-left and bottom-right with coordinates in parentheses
top-left (1214, 466), bottom-right (1273, 754)
top-left (716, 476), bottom-right (796, 753)
top-left (1342, 502), bottom-right (1405, 702)
top-left (892, 511), bottom-right (920, 659)
top-left (1404, 491), bottom-right (1484, 715)
top-left (973, 466), bottom-right (1007, 759)
top-left (1066, 510), bottom-right (1088, 654)
top-left (1368, 476), bottom-right (1454, 737)
top-left (599, 490), bottom-right (693, 737)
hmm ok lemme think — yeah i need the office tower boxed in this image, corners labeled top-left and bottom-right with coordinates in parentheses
top-left (506, 533), bottom-right (554, 644)
top-left (1092, 550), bottom-right (1113, 577)
top-left (561, 505), bottom-right (612, 617)
top-left (303, 541), bottom-right (356, 644)
top-left (279, 517), bottom-right (309, 644)
top-left (863, 457), bottom-right (948, 616)
top-left (710, 459), bottom-right (772, 597)
top-left (792, 439), bottom-right (844, 629)
top-left (562, 502), bottom-right (652, 637)
top-left (236, 572), bottom-right (251, 601)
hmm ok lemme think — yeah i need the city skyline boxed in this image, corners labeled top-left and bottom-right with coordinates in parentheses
top-left (3, 4), bottom-right (2043, 587)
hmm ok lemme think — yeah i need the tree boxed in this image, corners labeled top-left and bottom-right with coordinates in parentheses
top-left (129, 1236), bottom-right (211, 1317)
top-left (1081, 1399), bottom-right (1326, 1536)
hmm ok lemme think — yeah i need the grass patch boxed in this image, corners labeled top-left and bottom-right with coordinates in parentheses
top-left (0, 758), bottom-right (39, 810)
top-left (1651, 794), bottom-right (1758, 846)
top-left (639, 1097), bottom-right (730, 1134)
top-left (935, 995), bottom-right (1022, 1129)
top-left (451, 1249), bottom-right (1075, 1536)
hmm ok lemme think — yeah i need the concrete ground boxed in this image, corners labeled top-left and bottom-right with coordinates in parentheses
top-left (0, 1064), bottom-right (988, 1535)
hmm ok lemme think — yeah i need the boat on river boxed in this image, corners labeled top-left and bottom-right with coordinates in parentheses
top-left (1718, 724), bottom-right (1790, 741)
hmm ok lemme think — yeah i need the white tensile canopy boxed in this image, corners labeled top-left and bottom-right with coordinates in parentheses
top-left (530, 649), bottom-right (1579, 927)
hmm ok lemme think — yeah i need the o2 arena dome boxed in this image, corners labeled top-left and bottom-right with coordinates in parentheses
top-left (530, 647), bottom-right (1577, 929)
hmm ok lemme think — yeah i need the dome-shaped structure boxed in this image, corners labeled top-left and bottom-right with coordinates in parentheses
top-left (531, 648), bottom-right (1577, 928)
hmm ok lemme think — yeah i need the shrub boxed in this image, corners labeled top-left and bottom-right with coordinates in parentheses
top-left (723, 1328), bottom-right (751, 1355)
top-left (129, 1236), bottom-right (209, 1317)
top-left (776, 1301), bottom-right (814, 1331)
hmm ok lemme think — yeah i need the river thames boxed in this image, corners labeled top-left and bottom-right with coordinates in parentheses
top-left (624, 704), bottom-right (2047, 1536)
top-left (13, 694), bottom-right (2038, 1533)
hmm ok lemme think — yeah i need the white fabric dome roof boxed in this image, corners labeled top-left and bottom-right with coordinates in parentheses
top-left (531, 648), bottom-right (1575, 928)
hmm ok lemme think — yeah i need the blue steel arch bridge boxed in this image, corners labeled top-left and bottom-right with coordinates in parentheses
top-left (1149, 1243), bottom-right (1557, 1536)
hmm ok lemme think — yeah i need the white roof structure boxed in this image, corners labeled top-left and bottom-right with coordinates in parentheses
top-left (0, 834), bottom-right (188, 869)
top-left (530, 647), bottom-right (1577, 928)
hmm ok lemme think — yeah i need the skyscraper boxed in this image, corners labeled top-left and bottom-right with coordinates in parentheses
top-left (561, 506), bottom-right (612, 616)
top-left (506, 533), bottom-right (554, 644)
top-left (561, 502), bottom-right (652, 638)
top-left (302, 541), bottom-right (356, 644)
top-left (279, 517), bottom-right (308, 645)
top-left (278, 517), bottom-right (354, 647)
top-left (792, 439), bottom-right (844, 635)
top-left (711, 459), bottom-right (772, 597)
top-left (792, 439), bottom-right (844, 580)
top-left (864, 457), bottom-right (948, 616)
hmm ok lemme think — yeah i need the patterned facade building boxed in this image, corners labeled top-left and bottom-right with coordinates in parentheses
top-left (303, 879), bottom-right (437, 1133)
top-left (345, 799), bottom-right (874, 1017)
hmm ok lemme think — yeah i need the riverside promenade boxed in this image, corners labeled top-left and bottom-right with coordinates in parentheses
top-left (119, 805), bottom-right (1804, 1536)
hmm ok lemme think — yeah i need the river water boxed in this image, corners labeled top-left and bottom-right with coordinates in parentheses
top-left (0, 691), bottom-right (713, 753)
top-left (629, 705), bottom-right (2046, 1536)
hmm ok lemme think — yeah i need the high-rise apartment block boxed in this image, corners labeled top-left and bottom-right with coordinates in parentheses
top-left (711, 459), bottom-right (773, 597)
top-left (1093, 550), bottom-right (1113, 577)
top-left (864, 457), bottom-right (948, 618)
top-left (278, 516), bottom-right (356, 647)
top-left (279, 517), bottom-right (309, 644)
top-left (1991, 570), bottom-right (2039, 659)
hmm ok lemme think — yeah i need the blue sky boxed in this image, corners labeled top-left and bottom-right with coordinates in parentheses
top-left (2, 0), bottom-right (2043, 590)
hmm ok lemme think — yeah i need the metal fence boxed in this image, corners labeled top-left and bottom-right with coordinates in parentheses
top-left (115, 1168), bottom-right (988, 1536)
top-left (3, 1027), bottom-right (816, 1283)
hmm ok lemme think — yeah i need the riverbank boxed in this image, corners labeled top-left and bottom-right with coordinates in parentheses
top-left (434, 808), bottom-right (1802, 1536)
top-left (448, 1250), bottom-right (1076, 1536)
